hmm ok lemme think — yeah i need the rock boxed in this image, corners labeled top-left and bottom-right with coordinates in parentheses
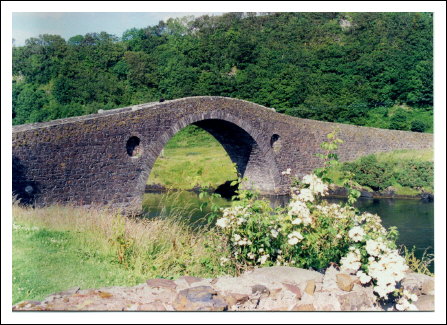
top-left (322, 266), bottom-right (340, 291)
top-left (291, 304), bottom-right (316, 311)
top-left (242, 266), bottom-right (323, 285)
top-left (421, 277), bottom-right (435, 295)
top-left (178, 276), bottom-right (203, 286)
top-left (137, 301), bottom-right (166, 311)
top-left (312, 292), bottom-right (341, 311)
top-left (336, 274), bottom-right (357, 292)
top-left (338, 291), bottom-right (376, 311)
top-left (414, 295), bottom-right (434, 311)
top-left (360, 190), bottom-right (374, 198)
top-left (172, 286), bottom-right (228, 311)
top-left (282, 283), bottom-right (302, 299)
top-left (305, 280), bottom-right (315, 295)
top-left (146, 278), bottom-right (177, 290)
top-left (224, 293), bottom-right (250, 307)
top-left (401, 272), bottom-right (434, 296)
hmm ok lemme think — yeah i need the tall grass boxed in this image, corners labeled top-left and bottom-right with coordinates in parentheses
top-left (12, 202), bottom-right (234, 303)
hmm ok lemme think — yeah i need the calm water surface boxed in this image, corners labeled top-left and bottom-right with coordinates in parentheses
top-left (142, 192), bottom-right (434, 269)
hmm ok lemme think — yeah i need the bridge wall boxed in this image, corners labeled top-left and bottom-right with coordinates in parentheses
top-left (12, 96), bottom-right (433, 212)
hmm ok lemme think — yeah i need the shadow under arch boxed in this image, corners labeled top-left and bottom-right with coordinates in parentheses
top-left (134, 112), bottom-right (283, 208)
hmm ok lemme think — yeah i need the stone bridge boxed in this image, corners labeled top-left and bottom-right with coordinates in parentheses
top-left (12, 96), bottom-right (433, 213)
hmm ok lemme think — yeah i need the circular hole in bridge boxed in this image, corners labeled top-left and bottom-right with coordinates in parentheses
top-left (126, 136), bottom-right (142, 158)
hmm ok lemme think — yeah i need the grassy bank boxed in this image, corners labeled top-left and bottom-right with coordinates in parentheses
top-left (147, 125), bottom-right (237, 189)
top-left (327, 148), bottom-right (434, 195)
top-left (12, 204), bottom-right (234, 304)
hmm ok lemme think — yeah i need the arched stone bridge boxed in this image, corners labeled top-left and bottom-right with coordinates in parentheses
top-left (12, 96), bottom-right (433, 213)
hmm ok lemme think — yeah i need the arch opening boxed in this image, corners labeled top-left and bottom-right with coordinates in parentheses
top-left (143, 118), bottom-right (281, 198)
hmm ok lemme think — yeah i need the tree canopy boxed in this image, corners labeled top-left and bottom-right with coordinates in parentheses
top-left (12, 12), bottom-right (433, 132)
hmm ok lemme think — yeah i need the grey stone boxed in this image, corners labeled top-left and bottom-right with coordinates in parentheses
top-left (414, 295), bottom-right (434, 311)
top-left (12, 97), bottom-right (432, 212)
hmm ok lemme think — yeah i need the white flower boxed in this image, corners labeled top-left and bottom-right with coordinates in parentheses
top-left (216, 217), bottom-right (230, 228)
top-left (292, 218), bottom-right (302, 225)
top-left (287, 231), bottom-right (303, 245)
top-left (301, 174), bottom-right (328, 195)
top-left (288, 200), bottom-right (312, 225)
top-left (356, 270), bottom-right (372, 284)
top-left (236, 217), bottom-right (246, 225)
top-left (297, 188), bottom-right (314, 202)
top-left (340, 251), bottom-right (361, 272)
top-left (233, 234), bottom-right (241, 242)
top-left (270, 229), bottom-right (279, 238)
top-left (288, 237), bottom-right (299, 245)
top-left (259, 248), bottom-right (264, 253)
top-left (258, 254), bottom-right (269, 264)
top-left (348, 226), bottom-right (365, 242)
top-left (247, 252), bottom-right (255, 260)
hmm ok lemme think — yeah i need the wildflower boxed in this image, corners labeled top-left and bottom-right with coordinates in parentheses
top-left (348, 226), bottom-right (365, 242)
top-left (356, 270), bottom-right (372, 284)
top-left (216, 217), bottom-right (230, 229)
top-left (297, 188), bottom-right (314, 202)
top-left (258, 254), bottom-right (269, 264)
top-left (302, 174), bottom-right (328, 195)
top-left (247, 252), bottom-right (255, 260)
top-left (233, 234), bottom-right (241, 242)
top-left (287, 231), bottom-right (303, 245)
top-left (236, 217), bottom-right (247, 225)
top-left (270, 229), bottom-right (279, 238)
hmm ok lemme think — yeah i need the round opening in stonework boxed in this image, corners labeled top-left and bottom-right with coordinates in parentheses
top-left (126, 136), bottom-right (142, 158)
top-left (270, 134), bottom-right (282, 153)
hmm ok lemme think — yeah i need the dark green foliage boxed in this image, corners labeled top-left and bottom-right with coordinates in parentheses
top-left (12, 13), bottom-right (433, 129)
top-left (342, 155), bottom-right (394, 191)
top-left (389, 109), bottom-right (408, 130)
top-left (394, 161), bottom-right (433, 189)
top-left (341, 155), bottom-right (434, 191)
top-left (410, 120), bottom-right (427, 132)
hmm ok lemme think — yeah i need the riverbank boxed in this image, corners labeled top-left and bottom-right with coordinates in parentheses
top-left (13, 266), bottom-right (434, 311)
top-left (145, 183), bottom-right (434, 201)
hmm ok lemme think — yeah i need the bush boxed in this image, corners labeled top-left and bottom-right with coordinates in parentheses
top-left (410, 120), bottom-right (426, 132)
top-left (341, 155), bottom-right (394, 191)
top-left (394, 161), bottom-right (433, 189)
top-left (216, 173), bottom-right (417, 309)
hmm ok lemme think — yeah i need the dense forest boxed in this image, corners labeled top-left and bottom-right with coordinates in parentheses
top-left (12, 12), bottom-right (433, 132)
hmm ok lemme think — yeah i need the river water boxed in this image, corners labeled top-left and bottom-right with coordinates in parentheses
top-left (142, 191), bottom-right (434, 271)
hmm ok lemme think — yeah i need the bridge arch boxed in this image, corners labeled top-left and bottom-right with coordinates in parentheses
top-left (12, 96), bottom-right (433, 213)
top-left (132, 111), bottom-right (283, 207)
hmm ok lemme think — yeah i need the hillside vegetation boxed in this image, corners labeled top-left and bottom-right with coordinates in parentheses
top-left (13, 12), bottom-right (432, 132)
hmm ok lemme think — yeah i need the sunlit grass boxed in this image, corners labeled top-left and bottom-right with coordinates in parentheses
top-left (147, 126), bottom-right (237, 189)
top-left (12, 203), bottom-right (234, 304)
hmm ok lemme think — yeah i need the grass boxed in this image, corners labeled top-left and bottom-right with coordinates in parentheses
top-left (12, 203), bottom-right (234, 304)
top-left (147, 125), bottom-right (237, 189)
top-left (326, 148), bottom-right (434, 195)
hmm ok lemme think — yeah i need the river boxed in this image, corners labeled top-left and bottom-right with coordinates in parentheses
top-left (142, 191), bottom-right (434, 271)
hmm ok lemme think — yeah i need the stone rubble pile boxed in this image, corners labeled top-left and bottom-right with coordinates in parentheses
top-left (13, 266), bottom-right (434, 312)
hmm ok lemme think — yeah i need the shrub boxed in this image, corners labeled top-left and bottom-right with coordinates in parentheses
top-left (215, 131), bottom-right (423, 311)
top-left (341, 155), bottom-right (394, 191)
top-left (410, 120), bottom-right (426, 132)
top-left (216, 173), bottom-right (418, 310)
top-left (394, 161), bottom-right (433, 189)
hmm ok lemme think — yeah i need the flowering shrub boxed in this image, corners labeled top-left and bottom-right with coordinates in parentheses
top-left (215, 131), bottom-right (421, 311)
